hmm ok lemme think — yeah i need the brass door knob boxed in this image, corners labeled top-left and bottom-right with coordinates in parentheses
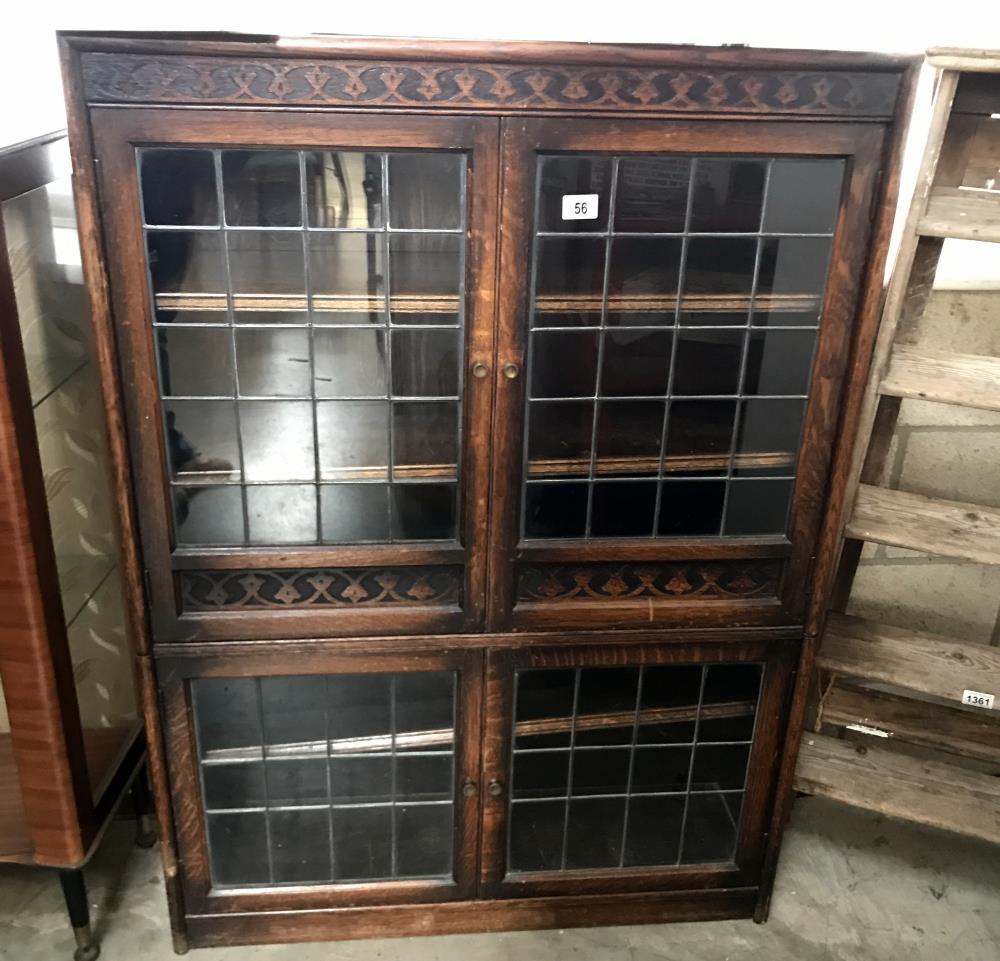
top-left (487, 779), bottom-right (504, 797)
top-left (471, 361), bottom-right (489, 379)
top-left (502, 362), bottom-right (520, 380)
top-left (461, 779), bottom-right (478, 798)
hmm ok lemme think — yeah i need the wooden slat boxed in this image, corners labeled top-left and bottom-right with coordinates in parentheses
top-left (847, 484), bottom-right (1000, 564)
top-left (881, 345), bottom-right (1000, 411)
top-left (919, 187), bottom-right (1000, 242)
top-left (794, 733), bottom-right (1000, 844)
top-left (822, 683), bottom-right (1000, 766)
top-left (821, 611), bottom-right (1000, 702)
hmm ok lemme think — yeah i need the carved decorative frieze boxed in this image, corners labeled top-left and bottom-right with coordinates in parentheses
top-left (517, 561), bottom-right (781, 603)
top-left (80, 53), bottom-right (899, 118)
top-left (180, 566), bottom-right (462, 610)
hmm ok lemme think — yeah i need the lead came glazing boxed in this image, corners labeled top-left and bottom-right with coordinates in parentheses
top-left (139, 148), bottom-right (466, 547)
top-left (523, 154), bottom-right (844, 540)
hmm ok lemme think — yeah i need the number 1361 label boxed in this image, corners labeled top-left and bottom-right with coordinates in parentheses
top-left (562, 194), bottom-right (599, 220)
top-left (962, 689), bottom-right (995, 709)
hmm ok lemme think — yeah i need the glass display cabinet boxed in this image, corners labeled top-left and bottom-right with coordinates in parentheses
top-left (0, 132), bottom-right (150, 961)
top-left (59, 33), bottom-right (917, 951)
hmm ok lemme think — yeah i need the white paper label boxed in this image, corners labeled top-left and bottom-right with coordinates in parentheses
top-left (562, 194), bottom-right (599, 221)
top-left (962, 689), bottom-right (995, 709)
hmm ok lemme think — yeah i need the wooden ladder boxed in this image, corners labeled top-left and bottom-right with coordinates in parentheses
top-left (794, 49), bottom-right (1000, 845)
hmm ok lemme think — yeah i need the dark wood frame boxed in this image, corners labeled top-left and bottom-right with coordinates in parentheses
top-left (157, 645), bottom-right (484, 914)
top-left (0, 130), bottom-right (145, 869)
top-left (488, 118), bottom-right (884, 632)
top-left (57, 31), bottom-right (919, 952)
top-left (479, 635), bottom-right (798, 898)
top-left (89, 108), bottom-right (500, 643)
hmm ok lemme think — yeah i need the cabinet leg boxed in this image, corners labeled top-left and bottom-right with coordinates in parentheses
top-left (131, 762), bottom-right (157, 849)
top-left (58, 869), bottom-right (100, 961)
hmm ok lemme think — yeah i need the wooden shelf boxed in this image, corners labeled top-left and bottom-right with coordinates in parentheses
top-left (794, 733), bottom-right (1000, 844)
top-left (880, 345), bottom-right (1000, 412)
top-left (918, 188), bottom-right (1000, 242)
top-left (154, 291), bottom-right (822, 318)
top-left (846, 484), bottom-right (1000, 564)
top-left (822, 683), bottom-right (1000, 766)
top-left (820, 611), bottom-right (1000, 703)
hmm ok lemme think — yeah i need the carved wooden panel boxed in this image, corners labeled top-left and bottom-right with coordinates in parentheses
top-left (516, 561), bottom-right (782, 603)
top-left (179, 566), bottom-right (462, 611)
top-left (79, 54), bottom-right (900, 118)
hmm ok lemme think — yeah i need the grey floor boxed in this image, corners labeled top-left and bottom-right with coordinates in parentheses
top-left (1, 797), bottom-right (998, 961)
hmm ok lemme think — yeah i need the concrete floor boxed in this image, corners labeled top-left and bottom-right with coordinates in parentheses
top-left (1, 797), bottom-right (997, 961)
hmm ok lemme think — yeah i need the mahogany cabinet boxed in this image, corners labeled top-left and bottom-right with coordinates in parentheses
top-left (59, 33), bottom-right (917, 951)
top-left (0, 131), bottom-right (150, 961)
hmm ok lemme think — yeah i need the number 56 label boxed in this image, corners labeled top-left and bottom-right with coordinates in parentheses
top-left (562, 194), bottom-right (599, 221)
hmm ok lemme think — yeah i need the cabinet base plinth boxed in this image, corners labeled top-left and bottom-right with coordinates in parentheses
top-left (185, 887), bottom-right (757, 949)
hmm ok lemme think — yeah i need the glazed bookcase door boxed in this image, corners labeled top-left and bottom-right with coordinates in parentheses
top-left (479, 636), bottom-right (796, 898)
top-left (89, 110), bottom-right (499, 641)
top-left (489, 118), bottom-right (884, 632)
top-left (159, 647), bottom-right (483, 912)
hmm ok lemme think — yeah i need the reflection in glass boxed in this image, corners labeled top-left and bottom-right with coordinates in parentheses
top-left (193, 671), bottom-right (457, 886)
top-left (744, 329), bottom-right (817, 396)
top-left (600, 329), bottom-right (672, 397)
top-left (389, 153), bottom-right (462, 230)
top-left (763, 159), bottom-right (844, 234)
top-left (537, 156), bottom-right (612, 233)
top-left (664, 400), bottom-right (736, 475)
top-left (235, 328), bottom-right (311, 397)
top-left (595, 401), bottom-right (665, 477)
top-left (724, 478), bottom-right (794, 535)
top-left (306, 151), bottom-right (382, 228)
top-left (314, 328), bottom-right (387, 398)
top-left (530, 330), bottom-right (599, 398)
top-left (527, 401), bottom-right (593, 479)
top-left (147, 231), bottom-right (225, 295)
top-left (615, 157), bottom-right (690, 232)
top-left (317, 400), bottom-right (389, 482)
top-left (393, 402), bottom-right (459, 480)
top-left (672, 330), bottom-right (744, 396)
top-left (391, 483), bottom-right (457, 540)
top-left (320, 483), bottom-right (389, 542)
top-left (157, 327), bottom-right (234, 398)
top-left (507, 662), bottom-right (761, 873)
top-left (239, 400), bottom-right (315, 481)
top-left (391, 329), bottom-right (460, 397)
top-left (228, 232), bottom-right (305, 296)
top-left (247, 485), bottom-right (316, 544)
top-left (141, 148), bottom-right (467, 546)
top-left (162, 400), bottom-right (240, 482)
top-left (173, 485), bottom-right (244, 546)
top-left (222, 150), bottom-right (302, 227)
top-left (141, 149), bottom-right (218, 226)
top-left (309, 232), bottom-right (384, 311)
top-left (689, 158), bottom-right (766, 232)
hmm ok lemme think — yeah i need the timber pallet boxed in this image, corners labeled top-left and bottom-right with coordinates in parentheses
top-left (794, 48), bottom-right (1000, 841)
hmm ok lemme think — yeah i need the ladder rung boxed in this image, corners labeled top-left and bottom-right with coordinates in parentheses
top-left (880, 345), bottom-right (1000, 411)
top-left (820, 611), bottom-right (1000, 703)
top-left (847, 484), bottom-right (1000, 564)
top-left (822, 683), bottom-right (1000, 766)
top-left (794, 733), bottom-right (1000, 844)
top-left (845, 484), bottom-right (1000, 564)
top-left (918, 187), bottom-right (1000, 242)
